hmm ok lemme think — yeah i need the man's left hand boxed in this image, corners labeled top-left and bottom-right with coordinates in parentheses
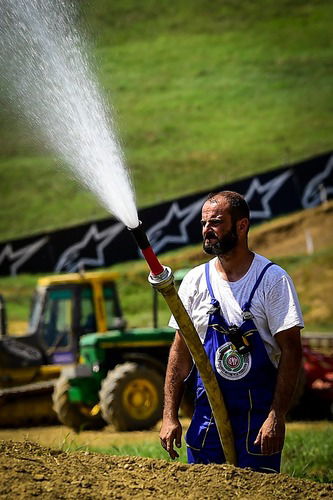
top-left (254, 410), bottom-right (285, 455)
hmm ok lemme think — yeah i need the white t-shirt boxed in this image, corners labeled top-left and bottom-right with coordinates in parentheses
top-left (169, 253), bottom-right (304, 367)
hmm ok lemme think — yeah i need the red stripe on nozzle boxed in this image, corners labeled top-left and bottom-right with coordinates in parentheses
top-left (128, 223), bottom-right (164, 276)
top-left (141, 246), bottom-right (164, 276)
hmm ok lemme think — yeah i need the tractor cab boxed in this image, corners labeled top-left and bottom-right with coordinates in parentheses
top-left (30, 271), bottom-right (124, 364)
top-left (0, 271), bottom-right (124, 369)
top-left (0, 270), bottom-right (128, 427)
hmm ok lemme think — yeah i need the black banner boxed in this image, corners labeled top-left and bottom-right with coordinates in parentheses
top-left (1, 151), bottom-right (332, 276)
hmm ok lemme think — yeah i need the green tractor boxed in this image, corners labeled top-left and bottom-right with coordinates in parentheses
top-left (52, 271), bottom-right (177, 432)
top-left (0, 270), bottom-right (130, 426)
top-left (0, 270), bottom-right (176, 429)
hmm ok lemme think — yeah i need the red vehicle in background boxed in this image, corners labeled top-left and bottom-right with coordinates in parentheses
top-left (290, 334), bottom-right (333, 420)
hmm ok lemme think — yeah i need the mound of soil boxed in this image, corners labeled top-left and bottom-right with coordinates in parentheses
top-left (0, 440), bottom-right (332, 499)
top-left (248, 200), bottom-right (333, 258)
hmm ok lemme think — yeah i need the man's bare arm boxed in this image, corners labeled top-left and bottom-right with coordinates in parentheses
top-left (159, 330), bottom-right (192, 459)
top-left (254, 326), bottom-right (302, 454)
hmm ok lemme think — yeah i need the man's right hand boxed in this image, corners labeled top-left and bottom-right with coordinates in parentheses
top-left (159, 417), bottom-right (183, 459)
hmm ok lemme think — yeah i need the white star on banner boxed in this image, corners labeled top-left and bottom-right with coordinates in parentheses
top-left (55, 223), bottom-right (123, 272)
top-left (0, 237), bottom-right (48, 276)
top-left (245, 170), bottom-right (292, 219)
top-left (146, 197), bottom-right (206, 254)
top-left (302, 155), bottom-right (333, 208)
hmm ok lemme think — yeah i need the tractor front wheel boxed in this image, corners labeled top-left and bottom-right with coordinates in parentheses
top-left (52, 376), bottom-right (106, 432)
top-left (99, 362), bottom-right (164, 431)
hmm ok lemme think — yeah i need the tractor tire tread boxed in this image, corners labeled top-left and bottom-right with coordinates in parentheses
top-left (99, 361), bottom-right (163, 432)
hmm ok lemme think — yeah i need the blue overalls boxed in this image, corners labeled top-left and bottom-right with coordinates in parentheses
top-left (186, 262), bottom-right (281, 473)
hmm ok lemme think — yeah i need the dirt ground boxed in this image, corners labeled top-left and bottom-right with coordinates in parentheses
top-left (0, 439), bottom-right (332, 500)
top-left (0, 423), bottom-right (332, 499)
top-left (248, 199), bottom-right (333, 258)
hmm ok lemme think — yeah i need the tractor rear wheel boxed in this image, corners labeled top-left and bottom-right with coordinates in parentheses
top-left (99, 362), bottom-right (164, 431)
top-left (52, 376), bottom-right (106, 432)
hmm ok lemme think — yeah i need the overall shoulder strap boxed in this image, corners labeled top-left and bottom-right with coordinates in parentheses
top-left (242, 262), bottom-right (275, 311)
top-left (205, 261), bottom-right (216, 301)
top-left (205, 261), bottom-right (223, 316)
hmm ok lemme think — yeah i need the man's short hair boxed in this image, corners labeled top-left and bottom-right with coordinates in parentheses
top-left (206, 191), bottom-right (250, 225)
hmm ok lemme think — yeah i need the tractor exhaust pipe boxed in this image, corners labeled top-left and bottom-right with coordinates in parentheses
top-left (128, 223), bottom-right (237, 466)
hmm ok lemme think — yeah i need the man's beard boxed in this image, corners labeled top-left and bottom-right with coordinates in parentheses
top-left (203, 224), bottom-right (238, 256)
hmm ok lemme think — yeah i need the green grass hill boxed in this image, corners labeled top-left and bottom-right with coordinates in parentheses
top-left (0, 0), bottom-right (332, 241)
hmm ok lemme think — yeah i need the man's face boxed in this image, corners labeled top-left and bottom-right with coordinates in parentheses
top-left (201, 197), bottom-right (238, 256)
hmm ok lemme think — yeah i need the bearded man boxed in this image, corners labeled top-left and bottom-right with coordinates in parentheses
top-left (159, 191), bottom-right (303, 473)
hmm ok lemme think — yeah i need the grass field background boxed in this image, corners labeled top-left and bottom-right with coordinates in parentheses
top-left (0, 0), bottom-right (332, 240)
